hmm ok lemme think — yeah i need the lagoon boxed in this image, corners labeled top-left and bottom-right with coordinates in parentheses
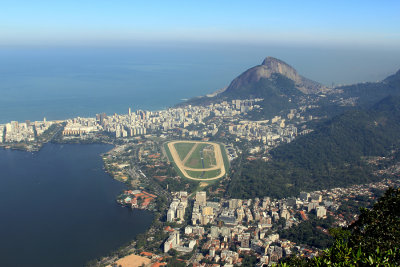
top-left (0, 143), bottom-right (153, 267)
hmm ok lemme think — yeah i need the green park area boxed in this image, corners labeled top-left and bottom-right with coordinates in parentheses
top-left (173, 142), bottom-right (195, 161)
top-left (186, 169), bottom-right (221, 179)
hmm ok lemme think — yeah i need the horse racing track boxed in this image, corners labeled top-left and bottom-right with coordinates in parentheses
top-left (164, 140), bottom-right (228, 181)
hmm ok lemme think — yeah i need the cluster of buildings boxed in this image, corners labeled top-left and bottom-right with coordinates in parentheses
top-left (227, 117), bottom-right (298, 147)
top-left (58, 98), bottom-right (264, 140)
top-left (211, 99), bottom-right (262, 117)
top-left (167, 191), bottom-right (188, 223)
top-left (191, 191), bottom-right (220, 225)
top-left (309, 178), bottom-right (400, 226)
top-left (97, 106), bottom-right (209, 138)
top-left (0, 125), bottom-right (4, 143)
top-left (164, 228), bottom-right (198, 254)
top-left (62, 117), bottom-right (101, 136)
top-left (227, 105), bottom-right (317, 150)
top-left (0, 119), bottom-right (54, 143)
top-left (156, 178), bottom-right (400, 266)
top-left (162, 190), bottom-right (310, 265)
top-left (4, 99), bottom-right (318, 156)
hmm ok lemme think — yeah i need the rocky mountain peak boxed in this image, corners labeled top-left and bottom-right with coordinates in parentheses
top-left (223, 56), bottom-right (326, 95)
top-left (262, 56), bottom-right (291, 68)
top-left (260, 57), bottom-right (300, 83)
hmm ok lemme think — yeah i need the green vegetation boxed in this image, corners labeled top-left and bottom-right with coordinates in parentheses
top-left (279, 215), bottom-right (335, 249)
top-left (228, 96), bottom-right (400, 199)
top-left (174, 142), bottom-right (195, 161)
top-left (203, 169), bottom-right (221, 178)
top-left (186, 169), bottom-right (221, 179)
top-left (282, 187), bottom-right (400, 266)
top-left (219, 143), bottom-right (230, 173)
top-left (183, 73), bottom-right (303, 119)
top-left (164, 142), bottom-right (187, 178)
top-left (36, 123), bottom-right (64, 143)
top-left (225, 74), bottom-right (301, 120)
top-left (240, 254), bottom-right (258, 266)
top-left (202, 146), bottom-right (217, 168)
top-left (185, 143), bottom-right (217, 169)
top-left (185, 143), bottom-right (208, 169)
top-left (340, 69), bottom-right (400, 107)
top-left (185, 170), bottom-right (204, 178)
top-left (336, 196), bottom-right (373, 222)
top-left (158, 176), bottom-right (199, 193)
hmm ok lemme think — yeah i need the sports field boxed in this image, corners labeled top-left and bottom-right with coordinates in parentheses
top-left (165, 140), bottom-right (228, 181)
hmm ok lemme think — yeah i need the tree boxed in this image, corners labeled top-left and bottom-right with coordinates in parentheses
top-left (241, 254), bottom-right (258, 266)
top-left (348, 187), bottom-right (400, 258)
top-left (312, 187), bottom-right (400, 266)
top-left (280, 187), bottom-right (400, 266)
top-left (168, 249), bottom-right (178, 257)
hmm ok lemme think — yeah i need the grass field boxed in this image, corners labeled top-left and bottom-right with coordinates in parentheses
top-left (186, 169), bottom-right (221, 179)
top-left (202, 145), bottom-right (217, 168)
top-left (184, 143), bottom-right (218, 169)
top-left (185, 143), bottom-right (207, 169)
top-left (174, 142), bottom-right (196, 161)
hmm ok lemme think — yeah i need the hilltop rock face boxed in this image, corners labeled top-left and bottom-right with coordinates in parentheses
top-left (261, 57), bottom-right (301, 82)
top-left (225, 57), bottom-right (326, 95)
top-left (383, 69), bottom-right (400, 84)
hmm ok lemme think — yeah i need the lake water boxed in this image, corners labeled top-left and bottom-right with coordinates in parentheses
top-left (0, 143), bottom-right (153, 267)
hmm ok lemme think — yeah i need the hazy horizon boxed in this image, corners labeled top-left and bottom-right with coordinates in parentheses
top-left (1, 42), bottom-right (400, 85)
top-left (2, 1), bottom-right (400, 49)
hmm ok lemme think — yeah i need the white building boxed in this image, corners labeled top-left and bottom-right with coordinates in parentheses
top-left (164, 231), bottom-right (180, 253)
top-left (196, 191), bottom-right (207, 206)
top-left (167, 209), bottom-right (175, 222)
top-left (316, 206), bottom-right (327, 218)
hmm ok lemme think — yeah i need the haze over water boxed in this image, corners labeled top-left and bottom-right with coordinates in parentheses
top-left (1, 44), bottom-right (399, 124)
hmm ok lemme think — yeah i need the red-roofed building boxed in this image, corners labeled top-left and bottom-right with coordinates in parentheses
top-left (300, 210), bottom-right (308, 221)
top-left (140, 251), bottom-right (153, 257)
top-left (164, 226), bottom-right (174, 232)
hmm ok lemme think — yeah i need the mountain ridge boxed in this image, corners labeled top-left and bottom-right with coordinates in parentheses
top-left (336, 68), bottom-right (400, 107)
top-left (222, 56), bottom-right (327, 96)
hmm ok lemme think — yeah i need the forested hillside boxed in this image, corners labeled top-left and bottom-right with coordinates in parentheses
top-left (339, 70), bottom-right (400, 106)
top-left (228, 96), bottom-right (400, 199)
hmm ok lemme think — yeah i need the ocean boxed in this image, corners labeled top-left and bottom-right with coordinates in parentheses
top-left (1, 44), bottom-right (399, 123)
top-left (0, 143), bottom-right (153, 267)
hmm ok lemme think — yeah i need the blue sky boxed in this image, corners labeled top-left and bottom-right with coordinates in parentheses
top-left (1, 0), bottom-right (400, 48)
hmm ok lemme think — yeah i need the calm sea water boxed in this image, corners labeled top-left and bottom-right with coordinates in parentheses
top-left (1, 45), bottom-right (399, 123)
top-left (0, 143), bottom-right (153, 267)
